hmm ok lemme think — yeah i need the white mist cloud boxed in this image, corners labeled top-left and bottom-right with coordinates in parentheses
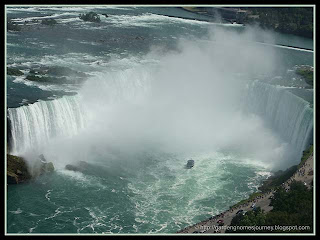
top-left (40, 25), bottom-right (291, 170)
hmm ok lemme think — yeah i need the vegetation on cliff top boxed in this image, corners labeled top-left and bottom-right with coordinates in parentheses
top-left (227, 181), bottom-right (313, 233)
top-left (226, 145), bottom-right (313, 233)
top-left (296, 66), bottom-right (314, 87)
top-left (244, 7), bottom-right (313, 38)
top-left (258, 144), bottom-right (313, 193)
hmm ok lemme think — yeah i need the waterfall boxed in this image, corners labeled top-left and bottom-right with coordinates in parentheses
top-left (7, 79), bottom-right (313, 167)
top-left (7, 95), bottom-right (86, 155)
top-left (246, 81), bottom-right (313, 159)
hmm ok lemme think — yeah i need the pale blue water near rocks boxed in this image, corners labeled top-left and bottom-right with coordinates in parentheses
top-left (6, 6), bottom-right (313, 234)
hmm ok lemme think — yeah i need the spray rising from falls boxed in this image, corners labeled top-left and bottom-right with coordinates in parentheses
top-left (7, 27), bottom-right (313, 170)
top-left (8, 95), bottom-right (86, 155)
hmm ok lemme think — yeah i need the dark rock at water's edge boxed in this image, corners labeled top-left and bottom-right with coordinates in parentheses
top-left (65, 161), bottom-right (89, 173)
top-left (46, 66), bottom-right (88, 78)
top-left (7, 19), bottom-right (21, 32)
top-left (41, 18), bottom-right (57, 26)
top-left (7, 67), bottom-right (24, 76)
top-left (7, 154), bottom-right (32, 184)
top-left (26, 74), bottom-right (68, 83)
top-left (32, 154), bottom-right (55, 177)
top-left (7, 154), bottom-right (55, 184)
top-left (79, 12), bottom-right (101, 23)
top-left (65, 164), bottom-right (82, 172)
top-left (7, 65), bottom-right (89, 85)
top-left (25, 66), bottom-right (89, 84)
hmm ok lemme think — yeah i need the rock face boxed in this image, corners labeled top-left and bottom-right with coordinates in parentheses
top-left (79, 12), bottom-right (101, 23)
top-left (26, 66), bottom-right (88, 84)
top-left (7, 67), bottom-right (24, 76)
top-left (65, 161), bottom-right (89, 173)
top-left (32, 154), bottom-right (55, 177)
top-left (41, 18), bottom-right (57, 25)
top-left (7, 19), bottom-right (21, 31)
top-left (7, 154), bottom-right (55, 184)
top-left (7, 154), bottom-right (32, 184)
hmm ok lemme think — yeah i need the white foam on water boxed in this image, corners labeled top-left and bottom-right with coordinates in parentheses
top-left (125, 151), bottom-right (270, 232)
top-left (45, 189), bottom-right (52, 201)
top-left (10, 12), bottom-right (80, 23)
top-left (79, 40), bottom-right (102, 46)
top-left (9, 208), bottom-right (23, 214)
top-left (102, 13), bottom-right (211, 28)
top-left (6, 7), bottom-right (40, 13)
top-left (56, 169), bottom-right (108, 191)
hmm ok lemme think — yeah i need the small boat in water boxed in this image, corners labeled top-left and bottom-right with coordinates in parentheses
top-left (186, 159), bottom-right (195, 168)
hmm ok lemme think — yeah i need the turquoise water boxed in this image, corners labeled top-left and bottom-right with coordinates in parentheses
top-left (7, 151), bottom-right (270, 233)
top-left (6, 6), bottom-right (313, 234)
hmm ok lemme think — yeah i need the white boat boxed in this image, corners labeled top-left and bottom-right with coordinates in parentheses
top-left (186, 159), bottom-right (195, 168)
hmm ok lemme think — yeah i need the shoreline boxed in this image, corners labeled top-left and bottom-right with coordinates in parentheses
top-left (180, 7), bottom-right (313, 40)
top-left (177, 148), bottom-right (314, 234)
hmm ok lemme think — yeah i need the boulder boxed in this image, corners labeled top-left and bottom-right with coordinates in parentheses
top-left (7, 172), bottom-right (19, 184)
top-left (7, 67), bottom-right (24, 76)
top-left (65, 161), bottom-right (89, 172)
top-left (7, 19), bottom-right (21, 31)
top-left (32, 154), bottom-right (55, 176)
top-left (79, 12), bottom-right (101, 23)
top-left (7, 154), bottom-right (32, 184)
top-left (26, 74), bottom-right (68, 83)
top-left (41, 18), bottom-right (57, 25)
top-left (65, 164), bottom-right (82, 172)
top-left (46, 162), bottom-right (55, 172)
top-left (46, 66), bottom-right (88, 78)
top-left (26, 66), bottom-right (88, 84)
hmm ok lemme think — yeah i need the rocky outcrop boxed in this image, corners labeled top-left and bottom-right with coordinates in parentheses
top-left (65, 161), bottom-right (89, 173)
top-left (7, 67), bottom-right (24, 76)
top-left (8, 65), bottom-right (88, 85)
top-left (26, 74), bottom-right (68, 83)
top-left (79, 12), bottom-right (101, 23)
top-left (41, 18), bottom-right (57, 25)
top-left (46, 66), bottom-right (88, 78)
top-left (7, 19), bottom-right (21, 32)
top-left (7, 154), bottom-right (55, 184)
top-left (31, 154), bottom-right (55, 177)
top-left (25, 66), bottom-right (88, 84)
top-left (7, 154), bottom-right (31, 184)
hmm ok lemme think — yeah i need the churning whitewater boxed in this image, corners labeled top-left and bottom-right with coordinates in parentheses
top-left (7, 6), bottom-right (313, 234)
